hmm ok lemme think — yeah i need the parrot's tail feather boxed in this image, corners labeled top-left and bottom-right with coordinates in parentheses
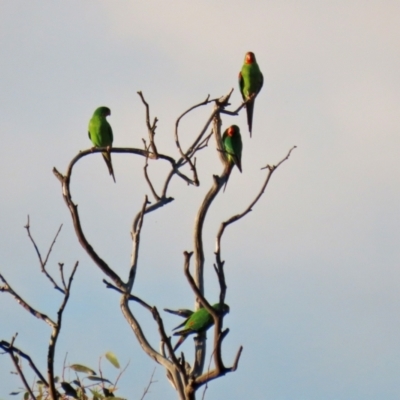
top-left (246, 98), bottom-right (254, 138)
top-left (173, 328), bottom-right (190, 336)
top-left (172, 321), bottom-right (187, 331)
top-left (173, 335), bottom-right (187, 351)
top-left (223, 165), bottom-right (233, 193)
top-left (102, 152), bottom-right (116, 183)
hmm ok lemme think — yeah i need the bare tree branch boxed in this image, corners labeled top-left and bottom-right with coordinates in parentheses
top-left (143, 147), bottom-right (161, 201)
top-left (104, 278), bottom-right (187, 394)
top-left (58, 263), bottom-right (67, 291)
top-left (0, 339), bottom-right (48, 387)
top-left (128, 196), bottom-right (149, 292)
top-left (140, 367), bottom-right (157, 400)
top-left (0, 274), bottom-right (56, 328)
top-left (191, 105), bottom-right (233, 376)
top-left (52, 141), bottom-right (201, 293)
top-left (219, 92), bottom-right (256, 116)
top-left (47, 261), bottom-right (79, 400)
top-left (182, 251), bottom-right (232, 385)
top-left (53, 159), bottom-right (126, 291)
top-left (216, 146), bottom-right (297, 256)
top-left (25, 216), bottom-right (64, 294)
top-left (137, 91), bottom-right (159, 158)
top-left (113, 360), bottom-right (131, 393)
top-left (174, 96), bottom-right (214, 186)
top-left (119, 296), bottom-right (187, 400)
top-left (103, 279), bottom-right (153, 310)
top-left (7, 335), bottom-right (37, 400)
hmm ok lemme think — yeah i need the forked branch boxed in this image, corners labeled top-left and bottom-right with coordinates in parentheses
top-left (216, 145), bottom-right (297, 255)
top-left (137, 91), bottom-right (159, 157)
top-left (25, 216), bottom-right (64, 293)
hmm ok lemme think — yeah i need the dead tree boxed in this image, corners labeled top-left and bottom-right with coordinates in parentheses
top-left (51, 89), bottom-right (295, 400)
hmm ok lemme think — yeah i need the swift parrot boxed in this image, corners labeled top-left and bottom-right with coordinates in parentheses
top-left (88, 106), bottom-right (116, 182)
top-left (222, 125), bottom-right (242, 191)
top-left (239, 51), bottom-right (264, 137)
top-left (172, 303), bottom-right (230, 351)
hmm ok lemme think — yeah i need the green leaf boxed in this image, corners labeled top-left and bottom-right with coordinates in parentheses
top-left (105, 352), bottom-right (120, 369)
top-left (87, 376), bottom-right (112, 384)
top-left (23, 393), bottom-right (29, 400)
top-left (70, 364), bottom-right (97, 375)
top-left (9, 392), bottom-right (20, 396)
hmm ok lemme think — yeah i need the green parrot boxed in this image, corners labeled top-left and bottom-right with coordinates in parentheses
top-left (222, 125), bottom-right (242, 191)
top-left (239, 51), bottom-right (264, 137)
top-left (172, 303), bottom-right (230, 351)
top-left (88, 106), bottom-right (115, 182)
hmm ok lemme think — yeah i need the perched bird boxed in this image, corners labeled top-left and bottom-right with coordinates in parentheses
top-left (239, 51), bottom-right (264, 137)
top-left (88, 106), bottom-right (115, 182)
top-left (222, 125), bottom-right (243, 191)
top-left (172, 303), bottom-right (230, 351)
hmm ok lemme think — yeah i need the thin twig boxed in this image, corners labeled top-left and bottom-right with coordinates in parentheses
top-left (59, 263), bottom-right (67, 291)
top-left (174, 96), bottom-right (213, 186)
top-left (128, 196), bottom-right (149, 292)
top-left (143, 143), bottom-right (161, 201)
top-left (182, 252), bottom-right (214, 316)
top-left (25, 216), bottom-right (64, 293)
top-left (219, 92), bottom-right (256, 116)
top-left (201, 340), bottom-right (217, 400)
top-left (216, 146), bottom-right (297, 256)
top-left (53, 156), bottom-right (126, 290)
top-left (7, 335), bottom-right (37, 400)
top-left (103, 279), bottom-right (154, 310)
top-left (140, 367), bottom-right (157, 400)
top-left (113, 360), bottom-right (130, 390)
top-left (137, 91), bottom-right (159, 157)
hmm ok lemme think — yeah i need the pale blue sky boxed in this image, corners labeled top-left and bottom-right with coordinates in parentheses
top-left (1, 1), bottom-right (399, 399)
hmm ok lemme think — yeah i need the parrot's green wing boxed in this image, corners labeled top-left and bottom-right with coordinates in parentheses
top-left (172, 307), bottom-right (211, 332)
top-left (172, 303), bottom-right (229, 351)
top-left (222, 125), bottom-right (243, 192)
top-left (239, 52), bottom-right (263, 137)
top-left (88, 106), bottom-right (116, 182)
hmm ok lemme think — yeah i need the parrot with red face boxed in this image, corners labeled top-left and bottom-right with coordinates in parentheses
top-left (239, 51), bottom-right (263, 137)
top-left (222, 125), bottom-right (242, 191)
